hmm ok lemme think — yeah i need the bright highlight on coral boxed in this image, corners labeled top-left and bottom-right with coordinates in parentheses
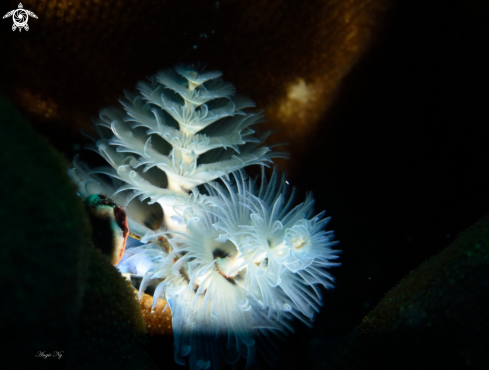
top-left (70, 64), bottom-right (340, 369)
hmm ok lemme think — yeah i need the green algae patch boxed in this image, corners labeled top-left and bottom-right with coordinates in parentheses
top-left (68, 247), bottom-right (155, 369)
top-left (0, 96), bottom-right (155, 369)
top-left (0, 95), bottom-right (91, 363)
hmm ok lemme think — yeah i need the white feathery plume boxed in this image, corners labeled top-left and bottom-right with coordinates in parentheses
top-left (71, 65), bottom-right (339, 370)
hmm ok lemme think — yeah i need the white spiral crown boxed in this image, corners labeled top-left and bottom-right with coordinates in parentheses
top-left (70, 65), bottom-right (339, 370)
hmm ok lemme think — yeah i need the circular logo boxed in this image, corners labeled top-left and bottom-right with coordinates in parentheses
top-left (3, 3), bottom-right (38, 32)
top-left (12, 9), bottom-right (28, 28)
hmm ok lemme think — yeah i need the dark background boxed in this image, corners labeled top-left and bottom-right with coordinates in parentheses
top-left (281, 0), bottom-right (489, 368)
top-left (1, 0), bottom-right (488, 368)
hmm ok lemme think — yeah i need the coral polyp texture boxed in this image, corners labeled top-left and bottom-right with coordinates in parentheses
top-left (70, 65), bottom-right (340, 369)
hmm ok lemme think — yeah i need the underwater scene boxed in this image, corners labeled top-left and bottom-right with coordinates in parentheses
top-left (1, 0), bottom-right (488, 369)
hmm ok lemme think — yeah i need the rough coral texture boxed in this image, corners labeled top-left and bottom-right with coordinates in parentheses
top-left (0, 95), bottom-right (90, 366)
top-left (315, 213), bottom-right (489, 370)
top-left (0, 96), bottom-right (155, 368)
top-left (68, 247), bottom-right (154, 369)
top-left (0, 0), bottom-right (391, 177)
top-left (139, 293), bottom-right (173, 336)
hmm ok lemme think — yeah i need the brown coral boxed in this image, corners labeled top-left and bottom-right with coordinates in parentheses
top-left (0, 0), bottom-right (392, 178)
top-left (139, 293), bottom-right (173, 336)
top-left (315, 214), bottom-right (489, 370)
